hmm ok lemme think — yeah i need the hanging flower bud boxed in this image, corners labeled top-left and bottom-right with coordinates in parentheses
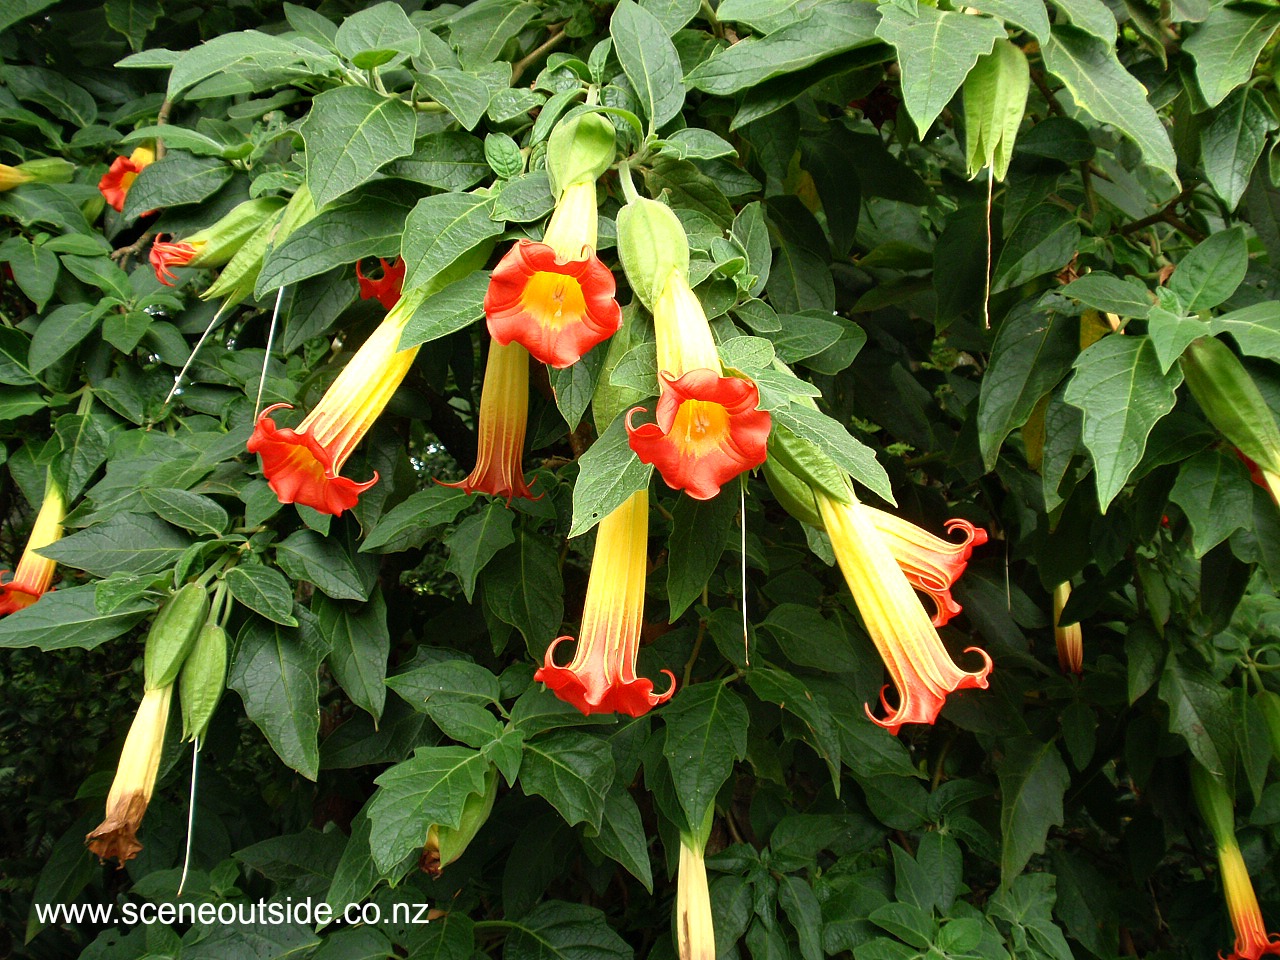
top-left (676, 833), bottom-right (716, 960)
top-left (143, 582), bottom-right (210, 691)
top-left (86, 684), bottom-right (172, 863)
top-left (1052, 581), bottom-right (1083, 675)
top-left (98, 146), bottom-right (155, 212)
top-left (439, 338), bottom-right (536, 500)
top-left (356, 257), bottom-right (406, 310)
top-left (535, 490), bottom-right (676, 716)
top-left (421, 765), bottom-right (498, 878)
top-left (0, 478), bottom-right (66, 616)
top-left (1191, 762), bottom-right (1280, 960)
top-left (149, 196), bottom-right (286, 286)
top-left (485, 114), bottom-right (621, 368)
top-left (817, 488), bottom-right (992, 734)
top-left (0, 158), bottom-right (74, 191)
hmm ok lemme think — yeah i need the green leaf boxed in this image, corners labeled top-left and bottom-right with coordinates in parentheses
top-left (367, 746), bottom-right (490, 872)
top-left (965, 0), bottom-right (1050, 40)
top-left (998, 736), bottom-right (1070, 883)
top-left (520, 731), bottom-right (614, 831)
top-left (361, 486), bottom-right (473, 553)
top-left (29, 303), bottom-right (107, 374)
top-left (989, 873), bottom-right (1075, 960)
top-left (1061, 273), bottom-right (1152, 318)
top-left (640, 0), bottom-right (700, 33)
top-left (1049, 0), bottom-right (1117, 42)
top-left (444, 504), bottom-right (516, 602)
top-left (662, 682), bottom-right (748, 834)
top-left (492, 170), bottom-right (555, 223)
top-left (1147, 305), bottom-right (1208, 373)
top-left (1158, 655), bottom-right (1236, 780)
top-left (641, 156), bottom-right (735, 227)
top-left (1167, 226), bottom-right (1249, 312)
top-left (667, 492), bottom-right (737, 620)
top-left (484, 132), bottom-right (524, 179)
top-left (761, 605), bottom-right (863, 673)
top-left (228, 610), bottom-right (330, 780)
top-left (167, 30), bottom-right (333, 100)
top-left (41, 513), bottom-right (194, 578)
top-left (385, 132), bottom-right (489, 190)
top-left (768, 403), bottom-right (894, 505)
top-left (276, 528), bottom-right (376, 601)
top-left (1169, 449), bottom-right (1254, 557)
top-left (503, 901), bottom-right (633, 960)
top-left (549, 340), bottom-right (606, 431)
top-left (449, 1), bottom-right (537, 69)
top-left (585, 784), bottom-right (654, 891)
top-left (977, 298), bottom-right (1080, 470)
top-left (746, 667), bottom-right (841, 788)
top-left (4, 65), bottom-right (97, 126)
top-left (875, 5), bottom-right (1004, 138)
top-left (224, 564), bottom-right (298, 627)
top-left (611, 0), bottom-right (686, 132)
top-left (256, 188), bottom-right (412, 294)
top-left (569, 414), bottom-right (652, 538)
top-left (1210, 302), bottom-right (1280, 361)
top-left (0, 584), bottom-right (152, 651)
top-left (315, 586), bottom-right (390, 723)
top-left (2, 237), bottom-right (58, 311)
top-left (181, 922), bottom-right (320, 960)
top-left (1063, 335), bottom-right (1183, 512)
top-left (387, 658), bottom-right (501, 709)
top-left (419, 68), bottom-right (492, 131)
top-left (686, 1), bottom-right (882, 95)
top-left (1185, 4), bottom-right (1280, 108)
top-left (401, 191), bottom-right (503, 291)
top-left (140, 487), bottom-right (229, 537)
top-left (301, 85), bottom-right (417, 209)
top-left (334, 1), bottom-right (420, 69)
top-left (52, 412), bottom-right (110, 502)
top-left (0, 0), bottom-right (57, 34)
top-left (397, 270), bottom-right (488, 350)
top-left (1201, 87), bottom-right (1278, 211)
top-left (482, 526), bottom-right (565, 656)
top-left (992, 204), bottom-right (1081, 293)
top-left (104, 0), bottom-right (161, 51)
top-left (1041, 25), bottom-right (1179, 185)
top-left (122, 153), bottom-right (234, 219)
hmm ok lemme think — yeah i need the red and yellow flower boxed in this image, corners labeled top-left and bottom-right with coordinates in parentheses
top-left (486, 177), bottom-right (621, 368)
top-left (1192, 763), bottom-right (1280, 960)
top-left (248, 298), bottom-right (420, 516)
top-left (440, 338), bottom-right (536, 501)
top-left (0, 479), bottom-right (65, 616)
top-left (86, 684), bottom-right (172, 863)
top-left (150, 238), bottom-right (201, 285)
top-left (99, 146), bottom-right (155, 213)
top-left (535, 490), bottom-right (676, 716)
top-left (626, 269), bottom-right (770, 500)
top-left (357, 256), bottom-right (406, 310)
top-left (865, 508), bottom-right (987, 626)
top-left (1052, 581), bottom-right (1082, 674)
top-left (818, 490), bottom-right (991, 734)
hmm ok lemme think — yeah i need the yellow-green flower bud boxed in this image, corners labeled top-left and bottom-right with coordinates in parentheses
top-left (422, 764), bottom-right (498, 877)
top-left (143, 583), bottom-right (210, 691)
top-left (616, 196), bottom-right (690, 311)
top-left (180, 620), bottom-right (227, 743)
top-left (546, 112), bottom-right (617, 197)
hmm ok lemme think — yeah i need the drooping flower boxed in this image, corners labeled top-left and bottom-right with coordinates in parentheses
top-left (98, 146), bottom-right (155, 213)
top-left (625, 269), bottom-right (770, 500)
top-left (486, 179), bottom-right (622, 368)
top-left (0, 479), bottom-right (65, 616)
top-left (357, 257), bottom-right (406, 310)
top-left (1052, 581), bottom-right (1082, 675)
top-left (86, 685), bottom-right (172, 863)
top-left (865, 508), bottom-right (988, 626)
top-left (439, 338), bottom-right (536, 501)
top-left (1, 158), bottom-right (74, 192)
top-left (150, 238), bottom-right (201, 285)
top-left (817, 489), bottom-right (991, 734)
top-left (676, 833), bottom-right (716, 960)
top-left (1192, 763), bottom-right (1280, 960)
top-left (248, 296), bottom-right (421, 516)
top-left (151, 197), bottom-right (288, 288)
top-left (535, 490), bottom-right (676, 716)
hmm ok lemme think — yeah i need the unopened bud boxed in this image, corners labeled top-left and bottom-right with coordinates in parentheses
top-left (616, 197), bottom-right (690, 311)
top-left (546, 112), bottom-right (617, 197)
top-left (180, 620), bottom-right (227, 743)
top-left (143, 583), bottom-right (210, 691)
top-left (421, 765), bottom-right (498, 878)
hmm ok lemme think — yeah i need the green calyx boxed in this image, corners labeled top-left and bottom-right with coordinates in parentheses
top-left (185, 197), bottom-right (287, 269)
top-left (616, 196), bottom-right (690, 312)
top-left (179, 619), bottom-right (228, 744)
top-left (546, 112), bottom-right (617, 197)
top-left (143, 582), bottom-right (210, 692)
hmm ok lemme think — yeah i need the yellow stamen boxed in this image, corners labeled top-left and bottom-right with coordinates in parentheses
top-left (519, 272), bottom-right (588, 332)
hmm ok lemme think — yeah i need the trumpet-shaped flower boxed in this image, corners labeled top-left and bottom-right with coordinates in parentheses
top-left (535, 490), bottom-right (675, 716)
top-left (248, 299), bottom-right (420, 515)
top-left (0, 480), bottom-right (65, 616)
top-left (817, 490), bottom-right (991, 734)
top-left (440, 339), bottom-right (536, 500)
top-left (626, 269), bottom-right (769, 500)
top-left (99, 146), bottom-right (155, 212)
top-left (0, 164), bottom-right (33, 191)
top-left (676, 833), bottom-right (716, 960)
top-left (86, 685), bottom-right (172, 863)
top-left (1052, 582), bottom-right (1082, 674)
top-left (486, 181), bottom-right (621, 368)
top-left (865, 508), bottom-right (987, 626)
top-left (357, 257), bottom-right (406, 310)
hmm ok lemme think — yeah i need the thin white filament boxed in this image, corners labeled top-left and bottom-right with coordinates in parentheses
top-left (741, 478), bottom-right (749, 667)
top-left (254, 286), bottom-right (286, 418)
top-left (165, 301), bottom-right (228, 405)
top-left (177, 738), bottom-right (199, 898)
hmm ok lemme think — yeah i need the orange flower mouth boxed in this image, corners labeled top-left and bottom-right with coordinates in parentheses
top-left (149, 238), bottom-right (200, 286)
top-left (247, 404), bottom-right (378, 516)
top-left (626, 369), bottom-right (770, 500)
top-left (485, 240), bottom-right (621, 368)
top-left (537, 636), bottom-right (676, 717)
top-left (356, 256), bottom-right (406, 310)
top-left (99, 147), bottom-right (154, 213)
top-left (0, 579), bottom-right (42, 616)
